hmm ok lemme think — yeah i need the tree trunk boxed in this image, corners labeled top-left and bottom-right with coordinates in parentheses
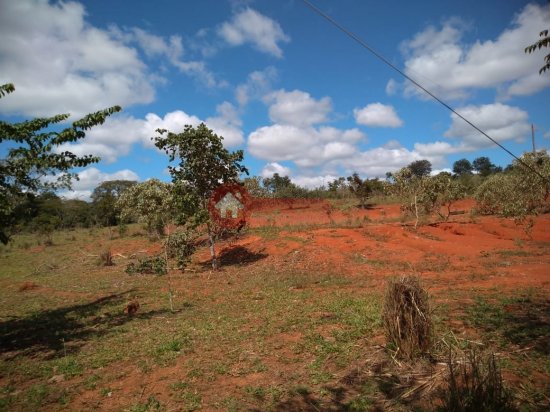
top-left (208, 225), bottom-right (219, 270)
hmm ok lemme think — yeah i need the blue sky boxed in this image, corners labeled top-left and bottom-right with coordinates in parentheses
top-left (1, 0), bottom-right (549, 199)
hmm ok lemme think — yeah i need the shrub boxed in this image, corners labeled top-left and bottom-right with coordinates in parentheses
top-left (99, 249), bottom-right (114, 266)
top-left (382, 276), bottom-right (432, 359)
top-left (441, 348), bottom-right (515, 411)
top-left (125, 256), bottom-right (166, 276)
top-left (166, 229), bottom-right (196, 270)
top-left (475, 151), bottom-right (550, 218)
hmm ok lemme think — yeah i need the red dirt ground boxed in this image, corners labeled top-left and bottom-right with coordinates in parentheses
top-left (9, 198), bottom-right (550, 411)
top-left (93, 198), bottom-right (546, 410)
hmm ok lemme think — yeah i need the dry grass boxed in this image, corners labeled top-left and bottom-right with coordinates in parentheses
top-left (382, 276), bottom-right (432, 359)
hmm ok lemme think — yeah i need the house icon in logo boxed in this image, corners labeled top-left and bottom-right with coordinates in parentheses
top-left (214, 192), bottom-right (244, 219)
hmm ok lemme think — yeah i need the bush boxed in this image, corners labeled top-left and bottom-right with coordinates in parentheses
top-left (99, 249), bottom-right (114, 266)
top-left (125, 256), bottom-right (166, 275)
top-left (441, 348), bottom-right (515, 411)
top-left (382, 276), bottom-right (432, 359)
top-left (166, 229), bottom-right (196, 270)
top-left (475, 151), bottom-right (550, 218)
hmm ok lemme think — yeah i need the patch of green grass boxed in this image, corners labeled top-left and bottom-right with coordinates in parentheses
top-left (52, 356), bottom-right (84, 378)
top-left (170, 381), bottom-right (201, 411)
top-left (130, 395), bottom-right (163, 412)
top-left (24, 384), bottom-right (50, 409)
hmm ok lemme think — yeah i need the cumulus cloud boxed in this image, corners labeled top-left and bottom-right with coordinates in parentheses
top-left (56, 105), bottom-right (243, 164)
top-left (219, 8), bottom-right (290, 57)
top-left (111, 25), bottom-right (225, 88)
top-left (248, 123), bottom-right (366, 167)
top-left (265, 90), bottom-right (332, 127)
top-left (444, 103), bottom-right (530, 149)
top-left (399, 3), bottom-right (550, 99)
top-left (235, 66), bottom-right (278, 106)
top-left (205, 101), bottom-right (245, 147)
top-left (261, 162), bottom-right (292, 178)
top-left (58, 167), bottom-right (140, 200)
top-left (292, 175), bottom-right (339, 189)
top-left (354, 103), bottom-right (404, 128)
top-left (0, 0), bottom-right (155, 117)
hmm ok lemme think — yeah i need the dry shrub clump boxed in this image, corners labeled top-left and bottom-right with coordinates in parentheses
top-left (98, 249), bottom-right (114, 266)
top-left (442, 348), bottom-right (515, 411)
top-left (382, 276), bottom-right (432, 359)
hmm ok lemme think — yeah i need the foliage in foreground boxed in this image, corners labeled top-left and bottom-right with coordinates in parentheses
top-left (0, 83), bottom-right (121, 244)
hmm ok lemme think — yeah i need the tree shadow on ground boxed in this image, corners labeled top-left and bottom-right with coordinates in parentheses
top-left (0, 290), bottom-right (170, 359)
top-left (501, 298), bottom-right (549, 354)
top-left (199, 245), bottom-right (268, 268)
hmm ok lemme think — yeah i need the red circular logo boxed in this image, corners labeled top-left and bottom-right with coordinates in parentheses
top-left (208, 184), bottom-right (250, 230)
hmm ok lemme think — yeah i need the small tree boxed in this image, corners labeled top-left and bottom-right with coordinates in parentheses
top-left (262, 173), bottom-right (295, 197)
top-left (346, 173), bottom-right (373, 208)
top-left (453, 158), bottom-right (473, 176)
top-left (154, 123), bottom-right (248, 270)
top-left (473, 156), bottom-right (500, 177)
top-left (242, 176), bottom-right (269, 198)
top-left (116, 179), bottom-right (173, 238)
top-left (525, 29), bottom-right (550, 75)
top-left (407, 159), bottom-right (432, 178)
top-left (389, 168), bottom-right (465, 227)
top-left (0, 83), bottom-right (121, 244)
top-left (475, 150), bottom-right (550, 219)
top-left (91, 180), bottom-right (137, 227)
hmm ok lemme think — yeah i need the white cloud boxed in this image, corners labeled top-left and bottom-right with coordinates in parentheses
top-left (399, 3), bottom-right (550, 99)
top-left (0, 0), bottom-right (155, 117)
top-left (205, 101), bottom-right (245, 147)
top-left (292, 175), bottom-right (339, 189)
top-left (248, 123), bottom-right (366, 167)
top-left (343, 146), bottom-right (429, 177)
top-left (385, 79), bottom-right (399, 95)
top-left (266, 89), bottom-right (332, 127)
top-left (56, 105), bottom-right (243, 164)
top-left (261, 162), bottom-right (292, 178)
top-left (235, 66), bottom-right (278, 106)
top-left (444, 103), bottom-right (530, 149)
top-left (414, 141), bottom-right (466, 156)
top-left (59, 167), bottom-right (140, 201)
top-left (110, 25), bottom-right (225, 89)
top-left (354, 103), bottom-right (404, 128)
top-left (218, 8), bottom-right (290, 58)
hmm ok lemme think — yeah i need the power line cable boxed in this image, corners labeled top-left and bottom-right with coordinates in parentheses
top-left (301, 0), bottom-right (549, 183)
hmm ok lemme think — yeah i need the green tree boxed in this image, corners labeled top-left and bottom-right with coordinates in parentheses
top-left (452, 158), bottom-right (473, 176)
top-left (116, 179), bottom-right (174, 238)
top-left (388, 167), bottom-right (465, 227)
top-left (407, 159), bottom-right (432, 178)
top-left (473, 156), bottom-right (499, 177)
top-left (0, 83), bottom-right (121, 244)
top-left (154, 123), bottom-right (248, 269)
top-left (91, 180), bottom-right (137, 227)
top-left (242, 176), bottom-right (268, 198)
top-left (525, 29), bottom-right (550, 74)
top-left (346, 173), bottom-right (373, 208)
top-left (262, 173), bottom-right (293, 196)
top-left (475, 150), bottom-right (550, 218)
